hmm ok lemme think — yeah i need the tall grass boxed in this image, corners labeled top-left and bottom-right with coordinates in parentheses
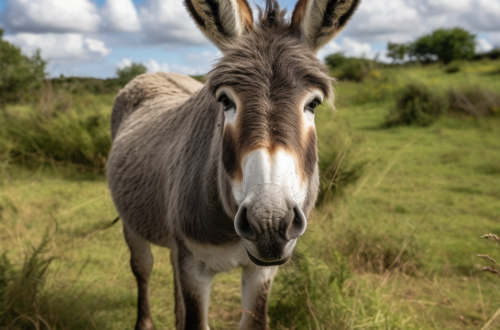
top-left (0, 232), bottom-right (54, 329)
top-left (0, 86), bottom-right (111, 173)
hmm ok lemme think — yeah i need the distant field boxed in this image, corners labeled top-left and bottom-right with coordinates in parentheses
top-left (1, 60), bottom-right (500, 329)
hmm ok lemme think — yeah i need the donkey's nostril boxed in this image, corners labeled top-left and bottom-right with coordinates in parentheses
top-left (234, 206), bottom-right (255, 240)
top-left (286, 206), bottom-right (307, 240)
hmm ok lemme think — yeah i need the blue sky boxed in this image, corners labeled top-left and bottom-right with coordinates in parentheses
top-left (0, 0), bottom-right (499, 78)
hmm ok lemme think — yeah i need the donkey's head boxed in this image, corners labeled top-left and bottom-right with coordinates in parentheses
top-left (185, 0), bottom-right (360, 266)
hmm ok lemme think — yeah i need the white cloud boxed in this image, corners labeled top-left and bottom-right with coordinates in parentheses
top-left (2, 0), bottom-right (101, 33)
top-left (490, 33), bottom-right (500, 47)
top-left (116, 58), bottom-right (132, 69)
top-left (102, 0), bottom-right (141, 32)
top-left (344, 0), bottom-right (421, 39)
top-left (139, 0), bottom-right (207, 45)
top-left (144, 59), bottom-right (170, 73)
top-left (476, 38), bottom-right (494, 53)
top-left (415, 0), bottom-right (471, 15)
top-left (5, 33), bottom-right (111, 64)
top-left (342, 0), bottom-right (500, 43)
top-left (464, 0), bottom-right (500, 31)
top-left (318, 37), bottom-right (377, 61)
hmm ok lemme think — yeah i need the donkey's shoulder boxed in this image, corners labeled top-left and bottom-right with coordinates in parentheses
top-left (111, 72), bottom-right (204, 140)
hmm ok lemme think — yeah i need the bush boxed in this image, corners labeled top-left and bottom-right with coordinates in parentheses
top-left (444, 61), bottom-right (462, 74)
top-left (385, 83), bottom-right (446, 127)
top-left (325, 53), bottom-right (374, 82)
top-left (50, 76), bottom-right (122, 95)
top-left (409, 28), bottom-right (476, 64)
top-left (448, 86), bottom-right (500, 117)
top-left (387, 42), bottom-right (409, 63)
top-left (339, 60), bottom-right (373, 82)
top-left (0, 96), bottom-right (111, 172)
top-left (325, 52), bottom-right (348, 69)
top-left (0, 29), bottom-right (46, 106)
top-left (317, 138), bottom-right (365, 205)
top-left (116, 62), bottom-right (147, 86)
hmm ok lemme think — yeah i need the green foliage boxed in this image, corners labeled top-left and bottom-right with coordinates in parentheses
top-left (473, 47), bottom-right (500, 61)
top-left (324, 52), bottom-right (348, 69)
top-left (385, 83), bottom-right (446, 127)
top-left (0, 93), bottom-right (111, 172)
top-left (269, 253), bottom-right (352, 329)
top-left (409, 28), bottom-right (476, 64)
top-left (50, 76), bottom-right (122, 95)
top-left (0, 29), bottom-right (47, 106)
top-left (116, 62), bottom-right (147, 86)
top-left (448, 86), bottom-right (500, 117)
top-left (317, 129), bottom-right (365, 205)
top-left (387, 42), bottom-right (409, 62)
top-left (326, 53), bottom-right (374, 82)
top-left (444, 61), bottom-right (462, 74)
top-left (0, 232), bottom-right (54, 329)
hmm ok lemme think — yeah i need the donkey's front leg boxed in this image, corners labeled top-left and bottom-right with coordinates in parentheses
top-left (239, 266), bottom-right (277, 330)
top-left (171, 241), bottom-right (214, 330)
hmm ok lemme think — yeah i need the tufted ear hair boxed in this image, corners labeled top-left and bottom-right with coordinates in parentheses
top-left (291, 0), bottom-right (361, 53)
top-left (184, 0), bottom-right (254, 52)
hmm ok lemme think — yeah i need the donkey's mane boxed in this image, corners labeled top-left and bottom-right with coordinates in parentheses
top-left (258, 0), bottom-right (288, 29)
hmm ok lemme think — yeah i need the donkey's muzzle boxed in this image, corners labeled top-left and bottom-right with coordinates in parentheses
top-left (234, 200), bottom-right (307, 266)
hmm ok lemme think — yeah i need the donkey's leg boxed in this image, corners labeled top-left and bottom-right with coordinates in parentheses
top-left (124, 225), bottom-right (155, 330)
top-left (238, 266), bottom-right (277, 330)
top-left (171, 241), bottom-right (214, 330)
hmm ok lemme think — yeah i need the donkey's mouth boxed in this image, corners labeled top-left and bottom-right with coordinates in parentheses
top-left (246, 250), bottom-right (288, 266)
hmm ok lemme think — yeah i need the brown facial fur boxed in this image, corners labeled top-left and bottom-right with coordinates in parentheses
top-left (208, 7), bottom-right (332, 185)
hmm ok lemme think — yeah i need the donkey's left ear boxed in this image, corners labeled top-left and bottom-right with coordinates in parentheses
top-left (291, 0), bottom-right (361, 53)
top-left (184, 0), bottom-right (254, 52)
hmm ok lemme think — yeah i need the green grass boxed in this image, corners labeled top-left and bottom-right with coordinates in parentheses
top-left (1, 60), bottom-right (500, 329)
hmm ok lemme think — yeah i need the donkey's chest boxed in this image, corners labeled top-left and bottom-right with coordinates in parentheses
top-left (184, 239), bottom-right (250, 273)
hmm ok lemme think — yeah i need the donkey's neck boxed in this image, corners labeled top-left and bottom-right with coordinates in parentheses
top-left (175, 87), bottom-right (239, 245)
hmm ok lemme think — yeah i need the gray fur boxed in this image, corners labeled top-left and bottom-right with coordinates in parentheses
top-left (107, 0), bottom-right (359, 329)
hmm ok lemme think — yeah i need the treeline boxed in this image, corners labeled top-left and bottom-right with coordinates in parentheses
top-left (386, 27), bottom-right (499, 64)
top-left (0, 29), bottom-right (148, 106)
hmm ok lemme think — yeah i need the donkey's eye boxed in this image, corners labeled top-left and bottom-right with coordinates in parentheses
top-left (305, 99), bottom-right (321, 113)
top-left (218, 95), bottom-right (236, 112)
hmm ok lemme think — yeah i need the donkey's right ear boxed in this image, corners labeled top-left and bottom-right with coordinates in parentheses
top-left (184, 0), bottom-right (254, 52)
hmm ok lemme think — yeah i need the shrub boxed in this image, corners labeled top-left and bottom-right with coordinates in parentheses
top-left (385, 83), bottom-right (446, 127)
top-left (50, 76), bottom-right (122, 95)
top-left (325, 53), bottom-right (374, 82)
top-left (387, 42), bottom-right (409, 63)
top-left (325, 52), bottom-right (348, 69)
top-left (338, 60), bottom-right (373, 82)
top-left (444, 61), bottom-right (462, 74)
top-left (409, 28), bottom-right (476, 64)
top-left (0, 99), bottom-right (111, 173)
top-left (0, 29), bottom-right (46, 106)
top-left (116, 62), bottom-right (147, 86)
top-left (448, 86), bottom-right (500, 117)
top-left (317, 139), bottom-right (365, 205)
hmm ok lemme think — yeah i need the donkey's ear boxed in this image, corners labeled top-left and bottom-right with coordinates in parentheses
top-left (184, 0), bottom-right (253, 51)
top-left (291, 0), bottom-right (361, 53)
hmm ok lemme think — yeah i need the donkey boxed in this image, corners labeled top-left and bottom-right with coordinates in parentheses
top-left (107, 0), bottom-right (360, 329)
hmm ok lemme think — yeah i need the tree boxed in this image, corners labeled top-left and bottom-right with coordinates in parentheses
top-left (409, 28), bottom-right (476, 64)
top-left (325, 52), bottom-right (348, 69)
top-left (116, 63), bottom-right (147, 86)
top-left (387, 42), bottom-right (408, 63)
top-left (0, 29), bottom-right (47, 106)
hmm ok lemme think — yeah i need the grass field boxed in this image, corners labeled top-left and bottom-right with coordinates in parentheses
top-left (1, 60), bottom-right (500, 329)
